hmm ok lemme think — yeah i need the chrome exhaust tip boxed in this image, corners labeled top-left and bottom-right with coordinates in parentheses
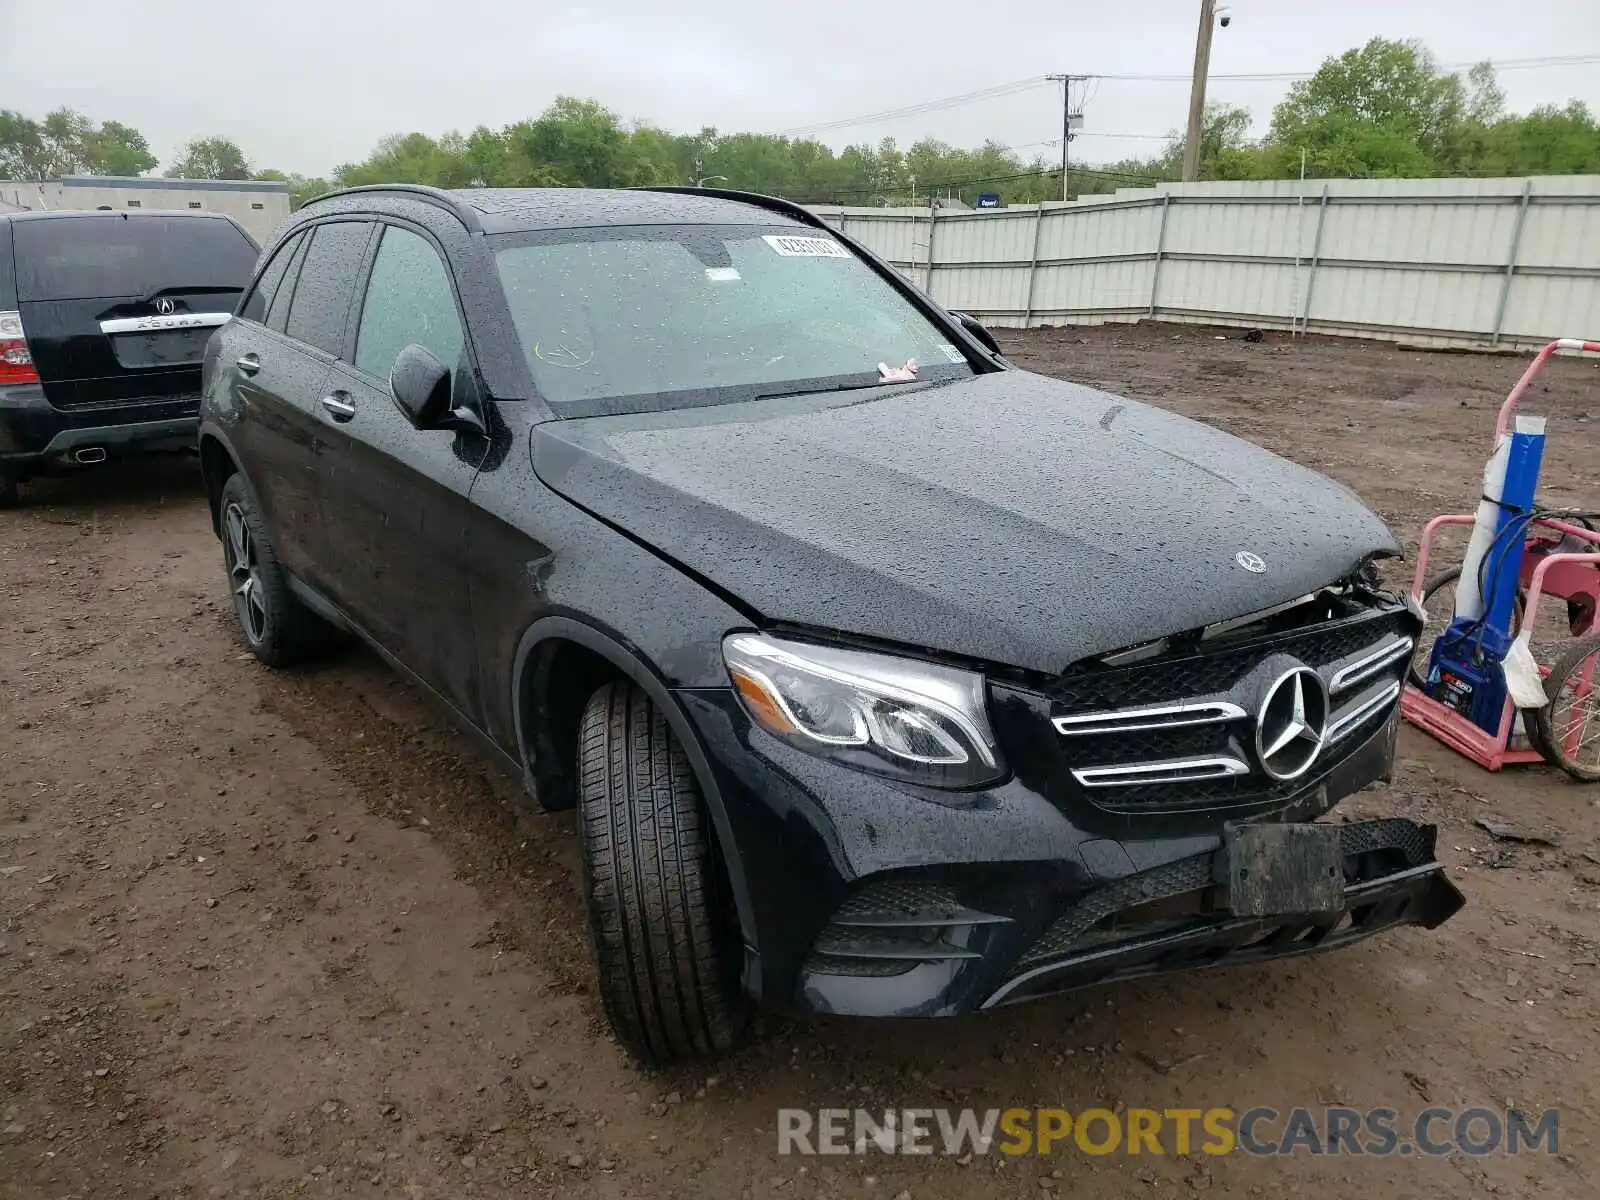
top-left (73, 446), bottom-right (108, 464)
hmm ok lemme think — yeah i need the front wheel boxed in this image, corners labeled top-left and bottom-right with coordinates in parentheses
top-left (1530, 635), bottom-right (1600, 782)
top-left (577, 681), bottom-right (749, 1064)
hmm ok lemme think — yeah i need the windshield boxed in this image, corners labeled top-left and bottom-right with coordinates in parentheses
top-left (492, 223), bottom-right (974, 414)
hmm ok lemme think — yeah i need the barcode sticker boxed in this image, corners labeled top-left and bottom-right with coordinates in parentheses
top-left (762, 235), bottom-right (850, 259)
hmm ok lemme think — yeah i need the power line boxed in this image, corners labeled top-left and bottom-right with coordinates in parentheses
top-left (1089, 52), bottom-right (1600, 84)
top-left (776, 77), bottom-right (1050, 137)
top-left (772, 53), bottom-right (1600, 139)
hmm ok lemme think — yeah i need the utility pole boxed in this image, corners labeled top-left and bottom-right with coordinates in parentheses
top-left (1182, 0), bottom-right (1225, 183)
top-left (1045, 73), bottom-right (1084, 201)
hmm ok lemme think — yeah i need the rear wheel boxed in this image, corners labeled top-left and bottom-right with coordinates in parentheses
top-left (577, 680), bottom-right (748, 1064)
top-left (0, 467), bottom-right (18, 509)
top-left (218, 473), bottom-right (338, 667)
top-left (1530, 635), bottom-right (1600, 781)
top-left (1409, 566), bottom-right (1526, 691)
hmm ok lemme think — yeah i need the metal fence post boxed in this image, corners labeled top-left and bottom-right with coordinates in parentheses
top-left (1021, 205), bottom-right (1046, 327)
top-left (1298, 184), bottom-right (1331, 338)
top-left (1147, 193), bottom-right (1172, 318)
top-left (1491, 179), bottom-right (1533, 346)
top-left (925, 201), bottom-right (938, 298)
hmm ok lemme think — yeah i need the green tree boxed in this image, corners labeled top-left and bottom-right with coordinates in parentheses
top-left (79, 120), bottom-right (156, 176)
top-left (0, 107), bottom-right (157, 178)
top-left (1480, 102), bottom-right (1600, 175)
top-left (1268, 38), bottom-right (1467, 175)
top-left (168, 136), bottom-right (251, 180)
top-left (252, 168), bottom-right (333, 210)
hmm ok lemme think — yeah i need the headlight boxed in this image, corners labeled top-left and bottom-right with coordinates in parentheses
top-left (721, 633), bottom-right (1004, 788)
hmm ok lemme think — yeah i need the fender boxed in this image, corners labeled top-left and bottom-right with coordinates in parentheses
top-left (511, 614), bottom-right (759, 964)
top-left (196, 419), bottom-right (248, 538)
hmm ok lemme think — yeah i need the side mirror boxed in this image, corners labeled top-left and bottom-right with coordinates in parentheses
top-left (389, 344), bottom-right (453, 429)
top-left (950, 310), bottom-right (1001, 357)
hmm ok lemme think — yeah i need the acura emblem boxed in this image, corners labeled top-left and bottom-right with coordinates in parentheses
top-left (1254, 667), bottom-right (1328, 781)
top-left (155, 297), bottom-right (176, 315)
top-left (1235, 550), bottom-right (1266, 573)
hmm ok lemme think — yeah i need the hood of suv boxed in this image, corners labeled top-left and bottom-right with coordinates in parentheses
top-left (531, 370), bottom-right (1399, 675)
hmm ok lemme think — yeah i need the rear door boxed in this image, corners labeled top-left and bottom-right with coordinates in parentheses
top-left (12, 214), bottom-right (259, 411)
top-left (316, 221), bottom-right (488, 718)
top-left (213, 220), bottom-right (374, 582)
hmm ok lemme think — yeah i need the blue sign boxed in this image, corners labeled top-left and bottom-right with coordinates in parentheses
top-left (976, 193), bottom-right (1001, 209)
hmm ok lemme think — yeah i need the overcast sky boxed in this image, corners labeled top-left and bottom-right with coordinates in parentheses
top-left (3, 0), bottom-right (1597, 179)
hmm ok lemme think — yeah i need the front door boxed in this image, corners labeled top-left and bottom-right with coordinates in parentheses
top-left (315, 222), bottom-right (488, 721)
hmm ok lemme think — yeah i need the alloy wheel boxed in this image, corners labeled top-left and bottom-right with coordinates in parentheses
top-left (223, 501), bottom-right (269, 645)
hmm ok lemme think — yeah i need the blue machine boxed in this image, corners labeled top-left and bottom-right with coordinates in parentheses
top-left (1423, 419), bottom-right (1547, 734)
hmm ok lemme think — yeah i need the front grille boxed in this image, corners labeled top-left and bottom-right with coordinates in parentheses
top-left (1014, 602), bottom-right (1416, 816)
top-left (1046, 608), bottom-right (1407, 711)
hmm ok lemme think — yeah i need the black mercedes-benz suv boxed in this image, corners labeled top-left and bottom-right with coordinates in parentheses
top-left (1, 208), bottom-right (260, 506)
top-left (198, 184), bottom-right (1463, 1063)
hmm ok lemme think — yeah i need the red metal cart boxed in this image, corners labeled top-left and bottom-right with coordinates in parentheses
top-left (1400, 339), bottom-right (1600, 780)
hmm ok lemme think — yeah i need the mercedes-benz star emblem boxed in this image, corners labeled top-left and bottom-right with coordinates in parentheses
top-left (1255, 667), bottom-right (1329, 781)
top-left (1235, 550), bottom-right (1266, 573)
top-left (155, 297), bottom-right (176, 315)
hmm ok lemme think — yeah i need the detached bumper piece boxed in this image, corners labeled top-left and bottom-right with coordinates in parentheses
top-left (984, 819), bottom-right (1462, 1008)
top-left (794, 819), bottom-right (1462, 1017)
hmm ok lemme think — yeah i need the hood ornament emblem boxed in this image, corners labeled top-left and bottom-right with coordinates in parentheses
top-left (1235, 550), bottom-right (1266, 574)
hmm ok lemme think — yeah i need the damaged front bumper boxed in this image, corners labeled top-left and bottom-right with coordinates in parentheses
top-left (796, 818), bottom-right (1464, 1017)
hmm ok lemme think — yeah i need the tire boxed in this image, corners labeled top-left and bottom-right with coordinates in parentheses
top-left (1530, 634), bottom-right (1600, 782)
top-left (577, 680), bottom-right (749, 1064)
top-left (0, 467), bottom-right (18, 510)
top-left (1409, 567), bottom-right (1463, 691)
top-left (217, 473), bottom-right (338, 667)
top-left (1408, 566), bottom-right (1526, 691)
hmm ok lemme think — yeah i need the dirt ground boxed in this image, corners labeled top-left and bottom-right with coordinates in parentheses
top-left (3, 322), bottom-right (1598, 1200)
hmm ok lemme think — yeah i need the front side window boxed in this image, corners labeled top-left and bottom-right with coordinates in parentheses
top-left (284, 221), bottom-right (372, 357)
top-left (354, 226), bottom-right (464, 379)
top-left (491, 223), bottom-right (973, 415)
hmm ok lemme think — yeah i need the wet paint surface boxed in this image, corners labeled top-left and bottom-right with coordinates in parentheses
top-left (533, 369), bottom-right (1397, 674)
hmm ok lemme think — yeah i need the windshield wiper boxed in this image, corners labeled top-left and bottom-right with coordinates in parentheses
top-left (754, 378), bottom-right (922, 401)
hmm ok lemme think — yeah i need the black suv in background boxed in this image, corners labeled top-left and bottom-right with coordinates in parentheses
top-left (0, 209), bottom-right (260, 506)
top-left (199, 185), bottom-right (1463, 1064)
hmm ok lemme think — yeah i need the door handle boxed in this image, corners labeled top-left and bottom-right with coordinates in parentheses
top-left (235, 352), bottom-right (261, 376)
top-left (320, 392), bottom-right (356, 422)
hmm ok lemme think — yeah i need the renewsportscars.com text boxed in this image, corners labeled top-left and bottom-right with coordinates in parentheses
top-left (776, 1106), bottom-right (1559, 1158)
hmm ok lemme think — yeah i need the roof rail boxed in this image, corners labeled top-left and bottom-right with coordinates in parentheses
top-left (297, 184), bottom-right (482, 233)
top-left (638, 186), bottom-right (833, 233)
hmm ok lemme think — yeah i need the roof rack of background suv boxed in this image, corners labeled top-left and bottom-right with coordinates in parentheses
top-left (296, 184), bottom-right (483, 233)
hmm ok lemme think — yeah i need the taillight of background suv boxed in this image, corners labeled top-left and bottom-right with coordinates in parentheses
top-left (0, 310), bottom-right (38, 385)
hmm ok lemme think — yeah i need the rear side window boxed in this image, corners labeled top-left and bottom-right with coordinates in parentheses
top-left (267, 235), bottom-right (309, 333)
top-left (11, 215), bottom-right (259, 302)
top-left (285, 222), bottom-right (371, 357)
top-left (354, 226), bottom-right (464, 379)
top-left (238, 232), bottom-right (304, 325)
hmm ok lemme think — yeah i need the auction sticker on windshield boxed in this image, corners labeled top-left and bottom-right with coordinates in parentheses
top-left (763, 235), bottom-right (851, 259)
